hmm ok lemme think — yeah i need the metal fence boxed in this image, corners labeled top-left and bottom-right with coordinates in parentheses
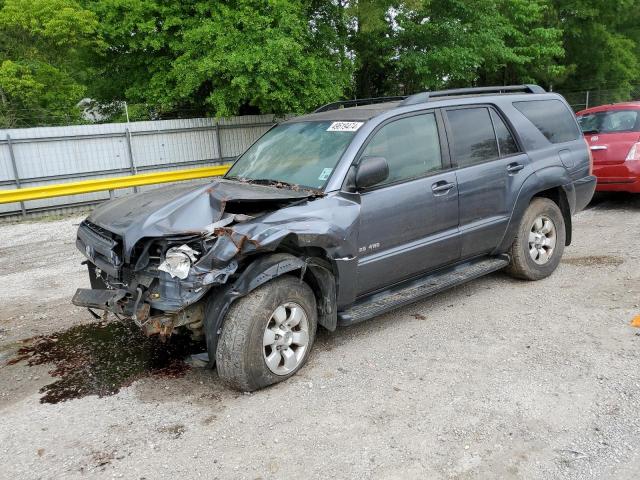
top-left (561, 86), bottom-right (640, 112)
top-left (0, 115), bottom-right (282, 217)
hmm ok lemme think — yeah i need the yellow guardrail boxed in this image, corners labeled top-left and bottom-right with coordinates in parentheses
top-left (0, 165), bottom-right (231, 204)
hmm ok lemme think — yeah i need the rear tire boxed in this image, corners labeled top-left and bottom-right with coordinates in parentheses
top-left (506, 197), bottom-right (566, 281)
top-left (215, 275), bottom-right (317, 391)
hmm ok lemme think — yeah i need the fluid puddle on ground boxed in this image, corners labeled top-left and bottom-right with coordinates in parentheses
top-left (8, 320), bottom-right (205, 403)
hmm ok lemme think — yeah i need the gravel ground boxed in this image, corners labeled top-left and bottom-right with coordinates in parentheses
top-left (0, 193), bottom-right (639, 480)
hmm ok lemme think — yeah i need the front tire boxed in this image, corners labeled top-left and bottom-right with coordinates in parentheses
top-left (215, 275), bottom-right (317, 391)
top-left (506, 197), bottom-right (566, 280)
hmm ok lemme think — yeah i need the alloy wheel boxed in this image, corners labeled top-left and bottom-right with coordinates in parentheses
top-left (528, 215), bottom-right (557, 265)
top-left (262, 302), bottom-right (310, 375)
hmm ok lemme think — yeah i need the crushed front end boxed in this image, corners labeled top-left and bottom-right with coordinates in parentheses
top-left (70, 178), bottom-right (347, 348)
top-left (73, 219), bottom-right (237, 338)
top-left (70, 177), bottom-right (321, 338)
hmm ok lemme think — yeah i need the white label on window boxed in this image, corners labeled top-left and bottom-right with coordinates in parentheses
top-left (318, 168), bottom-right (333, 181)
top-left (327, 121), bottom-right (363, 132)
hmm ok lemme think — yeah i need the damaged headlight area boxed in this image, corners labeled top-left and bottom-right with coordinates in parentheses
top-left (158, 244), bottom-right (199, 280)
top-left (156, 243), bottom-right (237, 285)
top-left (155, 242), bottom-right (238, 287)
top-left (73, 223), bottom-right (240, 339)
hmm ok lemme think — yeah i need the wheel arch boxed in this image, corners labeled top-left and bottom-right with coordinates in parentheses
top-left (203, 251), bottom-right (337, 367)
top-left (495, 168), bottom-right (574, 253)
top-left (532, 186), bottom-right (572, 246)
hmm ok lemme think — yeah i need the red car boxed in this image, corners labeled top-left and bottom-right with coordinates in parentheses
top-left (576, 102), bottom-right (640, 192)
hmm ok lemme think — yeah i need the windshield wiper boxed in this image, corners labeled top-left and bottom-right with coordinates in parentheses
top-left (582, 129), bottom-right (599, 134)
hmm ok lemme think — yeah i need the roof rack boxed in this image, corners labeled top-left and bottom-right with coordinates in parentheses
top-left (314, 96), bottom-right (406, 113)
top-left (400, 84), bottom-right (545, 106)
top-left (313, 85), bottom-right (546, 113)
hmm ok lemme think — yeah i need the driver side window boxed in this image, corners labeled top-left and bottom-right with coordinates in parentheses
top-left (361, 113), bottom-right (443, 186)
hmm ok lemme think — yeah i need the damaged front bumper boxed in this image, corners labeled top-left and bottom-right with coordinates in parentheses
top-left (73, 221), bottom-right (239, 337)
top-left (72, 286), bottom-right (206, 337)
top-left (72, 287), bottom-right (143, 318)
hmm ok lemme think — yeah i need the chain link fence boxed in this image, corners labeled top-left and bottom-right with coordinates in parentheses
top-left (559, 86), bottom-right (640, 112)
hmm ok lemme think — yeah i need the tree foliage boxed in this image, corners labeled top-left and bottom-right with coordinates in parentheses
top-left (1, 0), bottom-right (640, 127)
top-left (393, 0), bottom-right (565, 93)
top-left (0, 0), bottom-right (103, 127)
top-left (551, 0), bottom-right (640, 100)
top-left (86, 0), bottom-right (352, 117)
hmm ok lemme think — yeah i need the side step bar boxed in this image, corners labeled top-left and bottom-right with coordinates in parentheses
top-left (337, 256), bottom-right (509, 326)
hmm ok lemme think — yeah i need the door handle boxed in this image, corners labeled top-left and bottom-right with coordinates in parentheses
top-left (590, 145), bottom-right (607, 151)
top-left (507, 162), bottom-right (524, 174)
top-left (431, 181), bottom-right (455, 194)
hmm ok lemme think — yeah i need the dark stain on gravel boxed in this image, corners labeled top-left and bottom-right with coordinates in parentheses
top-left (563, 255), bottom-right (624, 267)
top-left (158, 423), bottom-right (186, 438)
top-left (9, 320), bottom-right (204, 404)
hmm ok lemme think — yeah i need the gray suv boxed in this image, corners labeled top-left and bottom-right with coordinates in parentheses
top-left (73, 85), bottom-right (596, 391)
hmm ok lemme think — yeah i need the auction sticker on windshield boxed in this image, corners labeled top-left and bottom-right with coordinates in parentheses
top-left (327, 122), bottom-right (364, 132)
top-left (318, 168), bottom-right (333, 181)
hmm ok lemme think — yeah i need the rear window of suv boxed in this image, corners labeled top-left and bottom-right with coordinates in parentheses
top-left (577, 110), bottom-right (640, 134)
top-left (513, 99), bottom-right (580, 144)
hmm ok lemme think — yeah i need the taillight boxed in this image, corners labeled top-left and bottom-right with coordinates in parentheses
top-left (626, 142), bottom-right (640, 161)
top-left (584, 138), bottom-right (594, 174)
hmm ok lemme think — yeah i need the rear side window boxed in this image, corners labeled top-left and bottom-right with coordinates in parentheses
top-left (361, 113), bottom-right (443, 185)
top-left (513, 99), bottom-right (580, 144)
top-left (577, 110), bottom-right (640, 134)
top-left (446, 107), bottom-right (499, 167)
top-left (490, 110), bottom-right (520, 156)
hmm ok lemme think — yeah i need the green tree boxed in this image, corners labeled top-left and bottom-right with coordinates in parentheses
top-left (3, 0), bottom-right (640, 126)
top-left (342, 0), bottom-right (565, 97)
top-left (393, 0), bottom-right (565, 94)
top-left (551, 0), bottom-right (640, 101)
top-left (346, 0), bottom-right (399, 98)
top-left (0, 0), bottom-right (102, 127)
top-left (477, 0), bottom-right (566, 87)
top-left (86, 0), bottom-right (353, 117)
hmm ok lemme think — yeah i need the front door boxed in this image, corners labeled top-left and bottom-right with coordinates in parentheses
top-left (355, 112), bottom-right (461, 295)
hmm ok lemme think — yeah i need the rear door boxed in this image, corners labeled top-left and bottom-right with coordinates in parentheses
top-left (444, 106), bottom-right (529, 259)
top-left (355, 111), bottom-right (460, 295)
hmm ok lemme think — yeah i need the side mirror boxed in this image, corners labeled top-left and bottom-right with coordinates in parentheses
top-left (355, 156), bottom-right (389, 190)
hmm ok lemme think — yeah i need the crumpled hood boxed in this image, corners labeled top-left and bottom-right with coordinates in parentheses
top-left (87, 178), bottom-right (315, 257)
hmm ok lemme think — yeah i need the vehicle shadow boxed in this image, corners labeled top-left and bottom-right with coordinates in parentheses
top-left (586, 191), bottom-right (640, 210)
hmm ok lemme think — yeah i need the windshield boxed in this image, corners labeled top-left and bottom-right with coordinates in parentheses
top-left (577, 110), bottom-right (640, 134)
top-left (225, 121), bottom-right (359, 189)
